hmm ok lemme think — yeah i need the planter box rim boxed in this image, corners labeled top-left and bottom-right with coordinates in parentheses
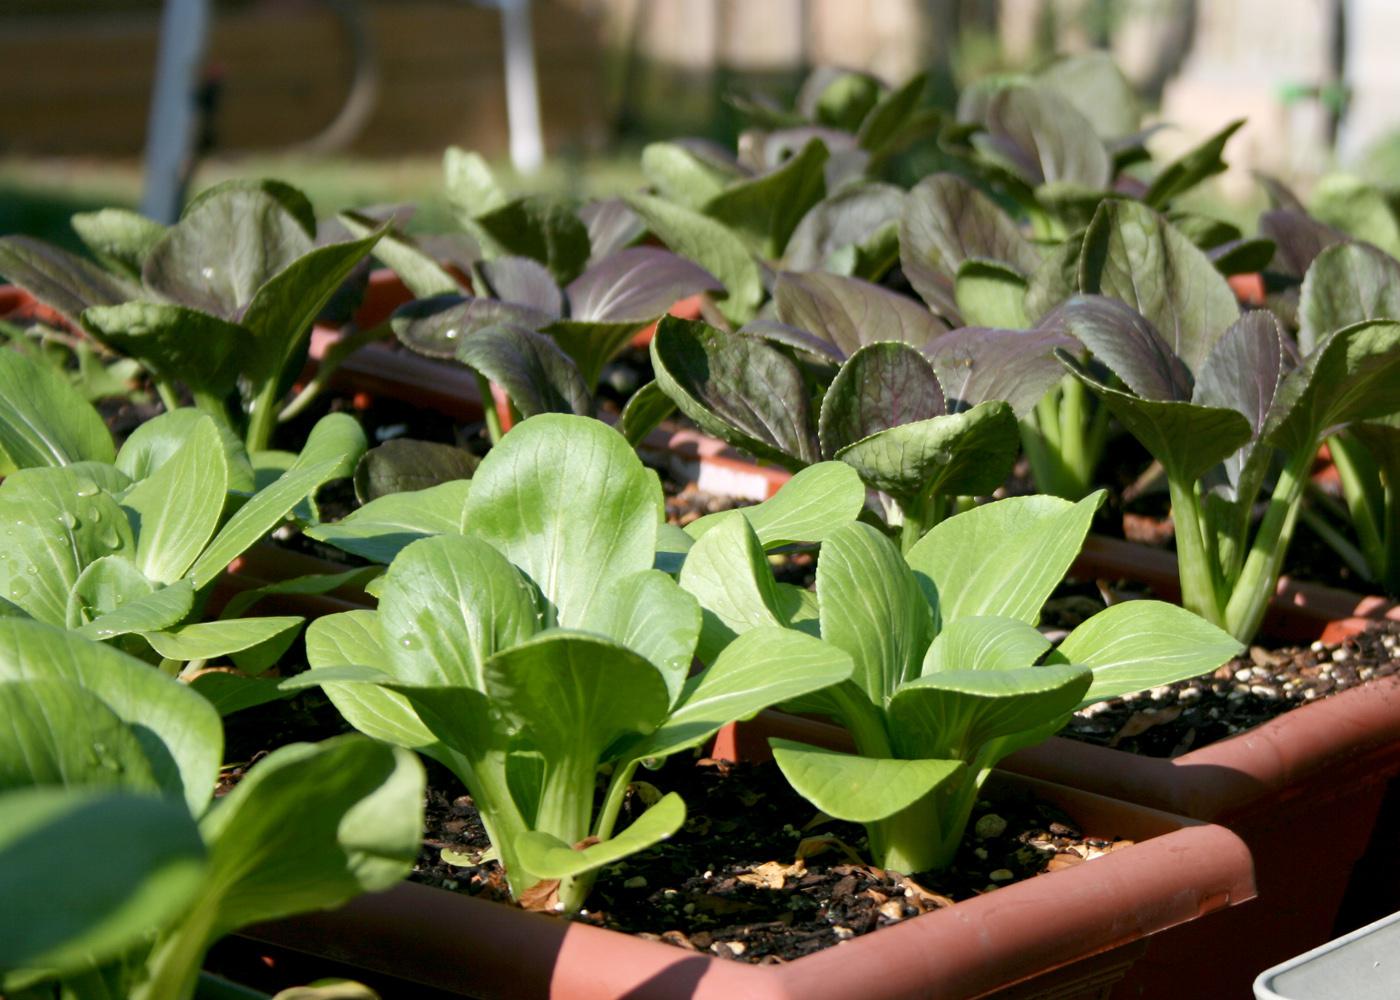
top-left (241, 767), bottom-right (1253, 1000)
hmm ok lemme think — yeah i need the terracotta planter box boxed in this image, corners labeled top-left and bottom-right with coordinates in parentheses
top-left (237, 714), bottom-right (1253, 1000)
top-left (991, 534), bottom-right (1400, 999)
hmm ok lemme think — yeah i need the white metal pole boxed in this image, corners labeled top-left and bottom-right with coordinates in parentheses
top-left (499, 0), bottom-right (544, 173)
top-left (141, 0), bottom-right (211, 223)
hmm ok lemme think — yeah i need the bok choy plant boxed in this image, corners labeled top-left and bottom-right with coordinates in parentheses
top-left (0, 349), bottom-right (366, 707)
top-left (379, 245), bottom-right (720, 434)
top-left (290, 414), bottom-right (858, 911)
top-left (0, 619), bottom-right (423, 1000)
top-left (679, 492), bottom-right (1240, 873)
top-left (645, 271), bottom-right (1070, 548)
top-left (0, 180), bottom-right (384, 452)
top-left (1056, 202), bottom-right (1400, 641)
top-left (1245, 178), bottom-right (1400, 595)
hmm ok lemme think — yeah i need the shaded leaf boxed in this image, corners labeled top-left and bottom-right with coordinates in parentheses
top-left (833, 401), bottom-right (1019, 503)
top-left (456, 324), bottom-right (591, 417)
top-left (651, 316), bottom-right (819, 468)
top-left (776, 271), bottom-right (948, 359)
top-left (354, 439), bottom-right (477, 503)
top-left (566, 247), bottom-right (720, 324)
top-left (925, 325), bottom-right (1076, 418)
top-left (818, 342), bottom-right (946, 458)
top-left (307, 480), bottom-right (472, 564)
top-left (0, 235), bottom-right (139, 325)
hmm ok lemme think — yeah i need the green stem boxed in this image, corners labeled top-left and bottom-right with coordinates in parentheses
top-left (1385, 488), bottom-right (1400, 596)
top-left (869, 776), bottom-right (966, 874)
top-left (593, 758), bottom-right (641, 842)
top-left (154, 377), bottom-right (181, 413)
top-left (476, 372), bottom-right (505, 446)
top-left (1057, 373), bottom-right (1091, 492)
top-left (1298, 503), bottom-right (1375, 582)
top-left (243, 378), bottom-right (281, 454)
top-left (278, 321), bottom-right (392, 422)
top-left (1329, 434), bottom-right (1387, 575)
top-left (1167, 474), bottom-right (1226, 628)
top-left (898, 492), bottom-right (945, 554)
top-left (1223, 448), bottom-right (1313, 642)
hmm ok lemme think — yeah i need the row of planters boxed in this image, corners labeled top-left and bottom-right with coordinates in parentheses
top-left (2, 51), bottom-right (1399, 999)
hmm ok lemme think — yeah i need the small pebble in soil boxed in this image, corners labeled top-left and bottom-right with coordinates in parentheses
top-left (409, 754), bottom-right (1122, 963)
top-left (1063, 621), bottom-right (1400, 757)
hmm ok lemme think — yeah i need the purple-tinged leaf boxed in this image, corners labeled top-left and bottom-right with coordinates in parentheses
top-left (1256, 173), bottom-right (1306, 213)
top-left (624, 194), bottom-right (764, 327)
top-left (818, 343), bottom-right (946, 459)
top-left (900, 174), bottom-right (1041, 319)
top-left (475, 256), bottom-right (564, 316)
top-left (1298, 243), bottom-right (1400, 354)
top-left (0, 236), bottom-right (139, 325)
top-left (1079, 201), bottom-right (1239, 377)
top-left (785, 183), bottom-right (905, 274)
top-left (739, 319), bottom-right (846, 364)
top-left (580, 198), bottom-right (644, 263)
top-left (391, 295), bottom-right (553, 359)
top-left (1061, 351), bottom-right (1253, 482)
top-left (1192, 311), bottom-right (1287, 496)
top-left (414, 233), bottom-right (482, 275)
top-left (974, 87), bottom-right (1112, 190)
top-left (833, 401), bottom-right (1019, 502)
top-left (651, 316), bottom-right (819, 469)
top-left (774, 272), bottom-right (948, 359)
top-left (926, 326), bottom-right (1077, 418)
top-left (1048, 295), bottom-right (1193, 402)
top-left (455, 324), bottom-right (591, 419)
top-left (566, 247), bottom-right (720, 324)
top-left (1259, 209), bottom-right (1348, 278)
top-left (143, 187), bottom-right (313, 320)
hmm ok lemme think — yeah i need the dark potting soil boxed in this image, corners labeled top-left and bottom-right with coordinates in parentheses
top-left (1062, 620), bottom-right (1400, 758)
top-left (411, 755), bottom-right (1131, 965)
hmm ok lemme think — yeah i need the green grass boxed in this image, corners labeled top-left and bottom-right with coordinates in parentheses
top-left (0, 151), bottom-right (647, 251)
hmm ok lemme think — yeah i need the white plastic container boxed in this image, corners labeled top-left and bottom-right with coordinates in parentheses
top-left (1254, 910), bottom-right (1400, 999)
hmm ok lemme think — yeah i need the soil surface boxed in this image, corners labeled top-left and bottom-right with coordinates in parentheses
top-left (411, 755), bottom-right (1129, 964)
top-left (1063, 620), bottom-right (1400, 757)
